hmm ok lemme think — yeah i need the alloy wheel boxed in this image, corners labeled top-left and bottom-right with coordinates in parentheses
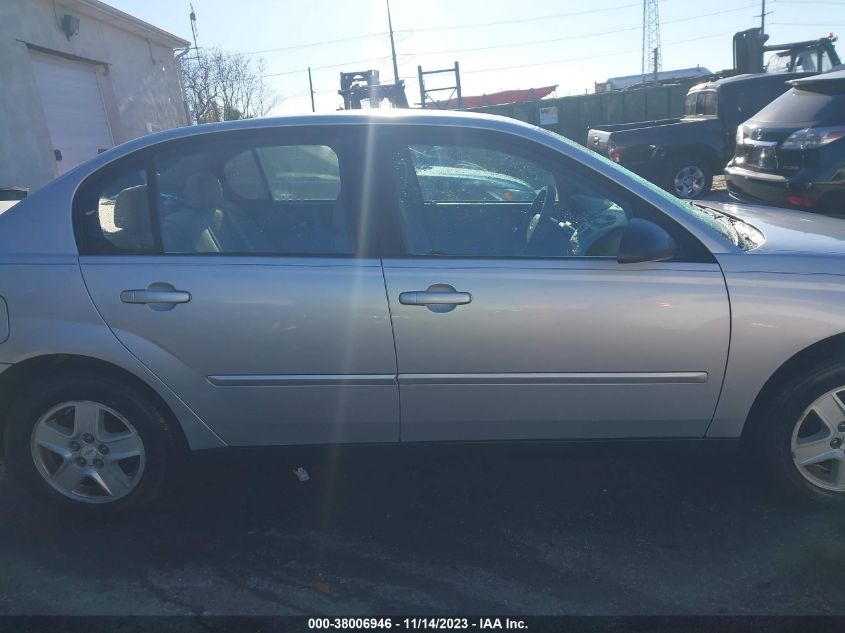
top-left (672, 166), bottom-right (705, 198)
top-left (791, 388), bottom-right (845, 492)
top-left (29, 400), bottom-right (146, 503)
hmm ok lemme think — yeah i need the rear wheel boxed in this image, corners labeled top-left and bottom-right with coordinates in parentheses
top-left (3, 372), bottom-right (175, 515)
top-left (664, 155), bottom-right (713, 199)
top-left (758, 361), bottom-right (845, 503)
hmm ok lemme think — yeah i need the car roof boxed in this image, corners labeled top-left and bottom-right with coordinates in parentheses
top-left (105, 110), bottom-right (530, 154)
top-left (790, 69), bottom-right (845, 91)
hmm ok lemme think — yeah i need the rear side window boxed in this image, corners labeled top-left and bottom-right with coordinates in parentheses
top-left (74, 164), bottom-right (156, 254)
top-left (154, 138), bottom-right (350, 255)
top-left (222, 145), bottom-right (341, 201)
top-left (74, 131), bottom-right (358, 257)
top-left (257, 145), bottom-right (340, 201)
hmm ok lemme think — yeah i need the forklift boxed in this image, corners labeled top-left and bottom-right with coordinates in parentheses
top-left (338, 69), bottom-right (409, 110)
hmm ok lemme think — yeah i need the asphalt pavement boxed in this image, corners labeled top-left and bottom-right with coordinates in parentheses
top-left (1, 440), bottom-right (844, 616)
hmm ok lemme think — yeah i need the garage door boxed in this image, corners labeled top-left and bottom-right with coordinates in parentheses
top-left (30, 51), bottom-right (114, 176)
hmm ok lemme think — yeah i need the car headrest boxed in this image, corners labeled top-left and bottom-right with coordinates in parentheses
top-left (183, 172), bottom-right (223, 210)
top-left (113, 185), bottom-right (150, 233)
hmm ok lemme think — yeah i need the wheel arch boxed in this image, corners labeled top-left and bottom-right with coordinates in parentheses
top-left (741, 332), bottom-right (845, 444)
top-left (0, 354), bottom-right (191, 456)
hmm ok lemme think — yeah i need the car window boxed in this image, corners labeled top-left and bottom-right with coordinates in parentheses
top-left (74, 164), bottom-right (155, 254)
top-left (154, 139), bottom-right (351, 255)
top-left (256, 145), bottom-right (340, 201)
top-left (701, 91), bottom-right (717, 116)
top-left (390, 140), bottom-right (631, 258)
top-left (220, 145), bottom-right (341, 202)
top-left (409, 145), bottom-right (545, 202)
top-left (753, 88), bottom-right (845, 125)
top-left (684, 91), bottom-right (717, 116)
top-left (223, 150), bottom-right (268, 200)
top-left (766, 52), bottom-right (792, 73)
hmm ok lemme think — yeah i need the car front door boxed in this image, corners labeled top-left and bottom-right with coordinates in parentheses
top-left (377, 126), bottom-right (730, 442)
top-left (76, 126), bottom-right (398, 446)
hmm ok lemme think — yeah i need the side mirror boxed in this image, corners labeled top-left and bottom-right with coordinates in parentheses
top-left (617, 218), bottom-right (677, 264)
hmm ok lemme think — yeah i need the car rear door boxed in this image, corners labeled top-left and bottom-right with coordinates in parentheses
top-left (376, 125), bottom-right (730, 442)
top-left (76, 125), bottom-right (399, 446)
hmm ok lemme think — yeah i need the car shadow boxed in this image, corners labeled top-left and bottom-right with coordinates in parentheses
top-left (1, 441), bottom-right (844, 615)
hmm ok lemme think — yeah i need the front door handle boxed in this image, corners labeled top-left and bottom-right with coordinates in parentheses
top-left (120, 283), bottom-right (191, 311)
top-left (399, 284), bottom-right (472, 313)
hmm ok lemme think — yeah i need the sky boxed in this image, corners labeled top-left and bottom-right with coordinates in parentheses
top-left (104, 0), bottom-right (845, 114)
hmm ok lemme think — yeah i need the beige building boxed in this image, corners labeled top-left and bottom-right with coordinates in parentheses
top-left (0, 0), bottom-right (190, 192)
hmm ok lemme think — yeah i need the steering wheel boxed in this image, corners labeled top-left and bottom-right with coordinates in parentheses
top-left (524, 185), bottom-right (559, 251)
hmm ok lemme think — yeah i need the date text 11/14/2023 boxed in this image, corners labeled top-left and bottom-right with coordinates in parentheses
top-left (307, 618), bottom-right (529, 630)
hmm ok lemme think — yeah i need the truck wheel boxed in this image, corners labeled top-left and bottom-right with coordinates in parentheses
top-left (664, 155), bottom-right (712, 199)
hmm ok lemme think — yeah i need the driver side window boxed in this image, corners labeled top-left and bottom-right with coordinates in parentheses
top-left (389, 139), bottom-right (630, 258)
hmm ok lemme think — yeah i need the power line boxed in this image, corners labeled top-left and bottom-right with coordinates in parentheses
top-left (262, 54), bottom-right (415, 78)
top-left (262, 3), bottom-right (750, 81)
top-left (771, 22), bottom-right (845, 26)
top-left (424, 30), bottom-right (732, 79)
top-left (411, 1), bottom-right (643, 32)
top-left (241, 32), bottom-right (392, 56)
top-left (285, 30), bottom-right (731, 105)
top-left (398, 5), bottom-right (756, 57)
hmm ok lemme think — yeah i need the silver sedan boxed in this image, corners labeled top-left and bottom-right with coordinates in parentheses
top-left (2, 111), bottom-right (845, 515)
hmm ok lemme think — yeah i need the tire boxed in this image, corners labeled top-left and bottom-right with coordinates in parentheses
top-left (757, 359), bottom-right (845, 503)
top-left (663, 154), bottom-right (713, 200)
top-left (3, 371), bottom-right (176, 516)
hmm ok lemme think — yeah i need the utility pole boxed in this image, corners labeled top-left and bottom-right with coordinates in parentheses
top-left (386, 0), bottom-right (400, 84)
top-left (308, 67), bottom-right (315, 113)
top-left (641, 0), bottom-right (661, 79)
top-left (653, 48), bottom-right (659, 85)
top-left (189, 3), bottom-right (200, 60)
top-left (758, 0), bottom-right (773, 36)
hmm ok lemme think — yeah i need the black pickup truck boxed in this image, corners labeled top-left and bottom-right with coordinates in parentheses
top-left (587, 73), bottom-right (811, 198)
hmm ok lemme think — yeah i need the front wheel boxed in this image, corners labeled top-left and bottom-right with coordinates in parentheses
top-left (3, 372), bottom-right (175, 515)
top-left (664, 155), bottom-right (713, 200)
top-left (758, 361), bottom-right (845, 502)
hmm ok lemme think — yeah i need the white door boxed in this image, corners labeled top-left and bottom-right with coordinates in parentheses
top-left (30, 51), bottom-right (113, 176)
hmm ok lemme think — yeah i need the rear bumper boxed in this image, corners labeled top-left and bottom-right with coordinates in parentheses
top-left (724, 165), bottom-right (844, 213)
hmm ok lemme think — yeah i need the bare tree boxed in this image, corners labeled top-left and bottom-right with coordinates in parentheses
top-left (181, 47), bottom-right (278, 123)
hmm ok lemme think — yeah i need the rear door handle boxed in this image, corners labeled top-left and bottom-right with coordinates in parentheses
top-left (120, 290), bottom-right (191, 304)
top-left (399, 284), bottom-right (472, 313)
top-left (120, 283), bottom-right (191, 311)
top-left (399, 291), bottom-right (472, 306)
